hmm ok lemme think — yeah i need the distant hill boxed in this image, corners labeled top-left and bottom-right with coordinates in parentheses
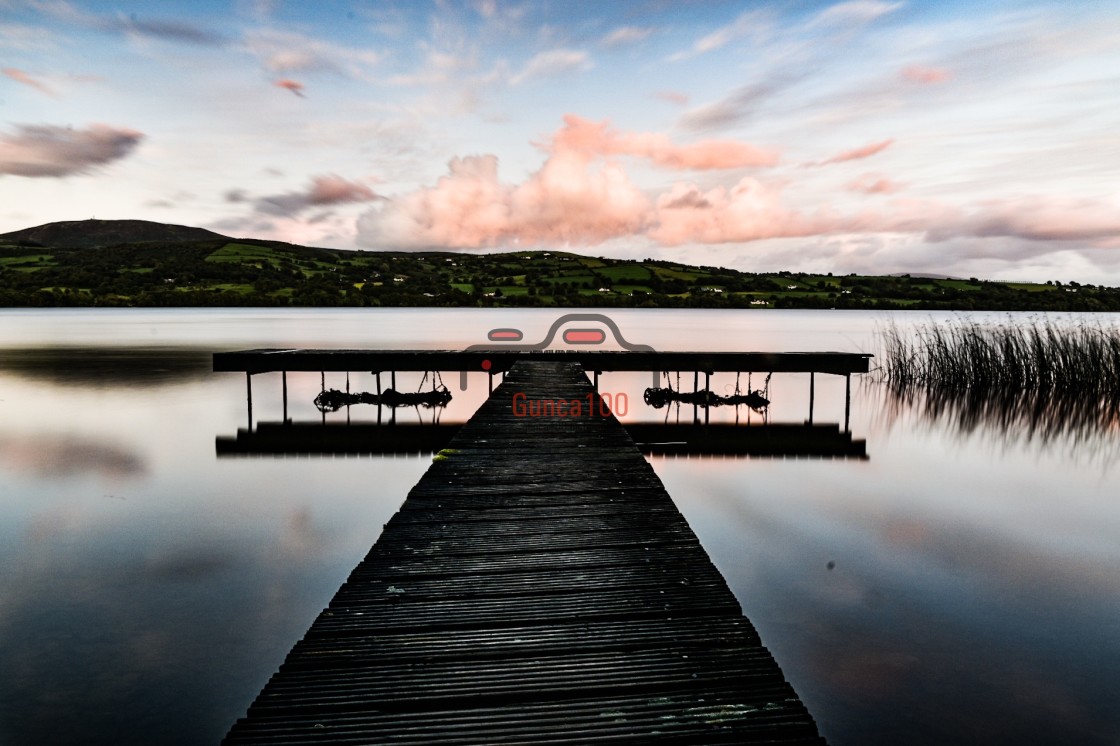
top-left (0, 219), bottom-right (229, 249)
top-left (2, 218), bottom-right (1117, 310)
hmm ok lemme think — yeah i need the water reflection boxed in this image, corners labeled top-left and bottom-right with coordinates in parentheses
top-left (874, 317), bottom-right (1120, 461)
top-left (877, 378), bottom-right (1120, 460)
top-left (5, 310), bottom-right (1119, 746)
top-left (0, 346), bottom-right (212, 386)
top-left (654, 456), bottom-right (1120, 745)
top-left (217, 420), bottom-right (868, 459)
top-left (0, 433), bottom-right (145, 478)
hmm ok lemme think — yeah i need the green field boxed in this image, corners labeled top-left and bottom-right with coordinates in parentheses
top-left (2, 235), bottom-right (1117, 310)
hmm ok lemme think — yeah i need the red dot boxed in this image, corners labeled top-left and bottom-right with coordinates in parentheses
top-left (481, 359), bottom-right (492, 371)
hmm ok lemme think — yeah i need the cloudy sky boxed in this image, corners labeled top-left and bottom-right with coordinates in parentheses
top-left (2, 0), bottom-right (1118, 282)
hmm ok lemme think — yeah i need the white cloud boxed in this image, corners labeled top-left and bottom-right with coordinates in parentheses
top-left (26, 1), bottom-right (228, 46)
top-left (510, 48), bottom-right (592, 85)
top-left (601, 26), bottom-right (653, 48)
top-left (472, 0), bottom-right (497, 18)
top-left (678, 77), bottom-right (801, 132)
top-left (668, 10), bottom-right (768, 62)
top-left (810, 1), bottom-right (904, 28)
top-left (386, 48), bottom-right (480, 87)
top-left (244, 29), bottom-right (384, 78)
top-left (0, 22), bottom-right (58, 51)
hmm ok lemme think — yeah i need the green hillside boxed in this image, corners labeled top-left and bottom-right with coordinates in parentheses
top-left (0, 219), bottom-right (228, 249)
top-left (0, 221), bottom-right (1117, 310)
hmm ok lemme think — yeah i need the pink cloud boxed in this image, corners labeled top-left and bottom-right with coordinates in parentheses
top-left (830, 196), bottom-right (1120, 249)
top-left (902, 65), bottom-right (951, 84)
top-left (3, 68), bottom-right (56, 96)
top-left (359, 151), bottom-right (649, 248)
top-left (274, 78), bottom-right (305, 97)
top-left (0, 123), bottom-right (143, 177)
top-left (359, 155), bottom-right (512, 248)
top-left (511, 150), bottom-right (650, 244)
top-left (357, 117), bottom-right (782, 249)
top-left (847, 174), bottom-right (903, 194)
top-left (550, 115), bottom-right (779, 170)
top-left (654, 90), bottom-right (690, 106)
top-left (649, 179), bottom-right (833, 245)
top-left (255, 174), bottom-right (377, 215)
top-left (353, 116), bottom-right (1119, 253)
top-left (926, 197), bottom-right (1120, 247)
top-left (306, 174), bottom-right (375, 204)
top-left (809, 138), bottom-right (894, 167)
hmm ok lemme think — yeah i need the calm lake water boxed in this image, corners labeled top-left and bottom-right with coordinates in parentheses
top-left (1, 308), bottom-right (1118, 745)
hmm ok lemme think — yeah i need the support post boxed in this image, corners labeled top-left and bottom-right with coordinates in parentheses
top-left (346, 371), bottom-right (351, 425)
top-left (693, 370), bottom-right (699, 424)
top-left (675, 371), bottom-right (680, 425)
top-left (321, 371), bottom-right (326, 424)
top-left (376, 372), bottom-right (382, 426)
top-left (282, 371), bottom-right (288, 424)
top-left (391, 371), bottom-right (397, 425)
top-left (734, 371), bottom-right (740, 427)
top-left (704, 372), bottom-right (711, 426)
top-left (844, 373), bottom-right (851, 433)
top-left (246, 372), bottom-right (253, 432)
top-left (809, 371), bottom-right (815, 425)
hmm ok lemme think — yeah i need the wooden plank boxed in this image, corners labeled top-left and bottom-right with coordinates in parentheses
top-left (223, 361), bottom-right (826, 745)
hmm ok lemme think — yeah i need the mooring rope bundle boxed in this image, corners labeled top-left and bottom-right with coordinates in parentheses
top-left (315, 371), bottom-right (453, 413)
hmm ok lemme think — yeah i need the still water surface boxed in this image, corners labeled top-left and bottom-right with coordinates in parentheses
top-left (0, 308), bottom-right (1117, 745)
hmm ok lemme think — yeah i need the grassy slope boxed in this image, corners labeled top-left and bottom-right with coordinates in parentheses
top-left (0, 236), bottom-right (1116, 309)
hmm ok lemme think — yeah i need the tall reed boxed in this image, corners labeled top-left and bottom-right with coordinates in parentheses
top-left (879, 318), bottom-right (1120, 443)
top-left (881, 318), bottom-right (1120, 395)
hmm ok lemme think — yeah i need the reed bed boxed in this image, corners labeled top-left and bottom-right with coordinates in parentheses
top-left (879, 318), bottom-right (1120, 444)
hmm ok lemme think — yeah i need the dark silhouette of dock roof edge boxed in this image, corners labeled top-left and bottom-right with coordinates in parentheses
top-left (214, 348), bottom-right (871, 376)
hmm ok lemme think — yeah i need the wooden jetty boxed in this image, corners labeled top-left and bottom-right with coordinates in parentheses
top-left (215, 347), bottom-right (871, 428)
top-left (223, 360), bottom-right (826, 744)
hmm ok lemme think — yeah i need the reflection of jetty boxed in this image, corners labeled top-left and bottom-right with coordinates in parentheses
top-left (222, 361), bottom-right (827, 744)
top-left (217, 421), bottom-right (866, 459)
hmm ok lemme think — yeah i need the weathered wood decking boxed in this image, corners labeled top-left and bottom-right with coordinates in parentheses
top-left (223, 361), bottom-right (826, 745)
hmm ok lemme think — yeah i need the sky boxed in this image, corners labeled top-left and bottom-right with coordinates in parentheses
top-left (1, 0), bottom-right (1119, 283)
